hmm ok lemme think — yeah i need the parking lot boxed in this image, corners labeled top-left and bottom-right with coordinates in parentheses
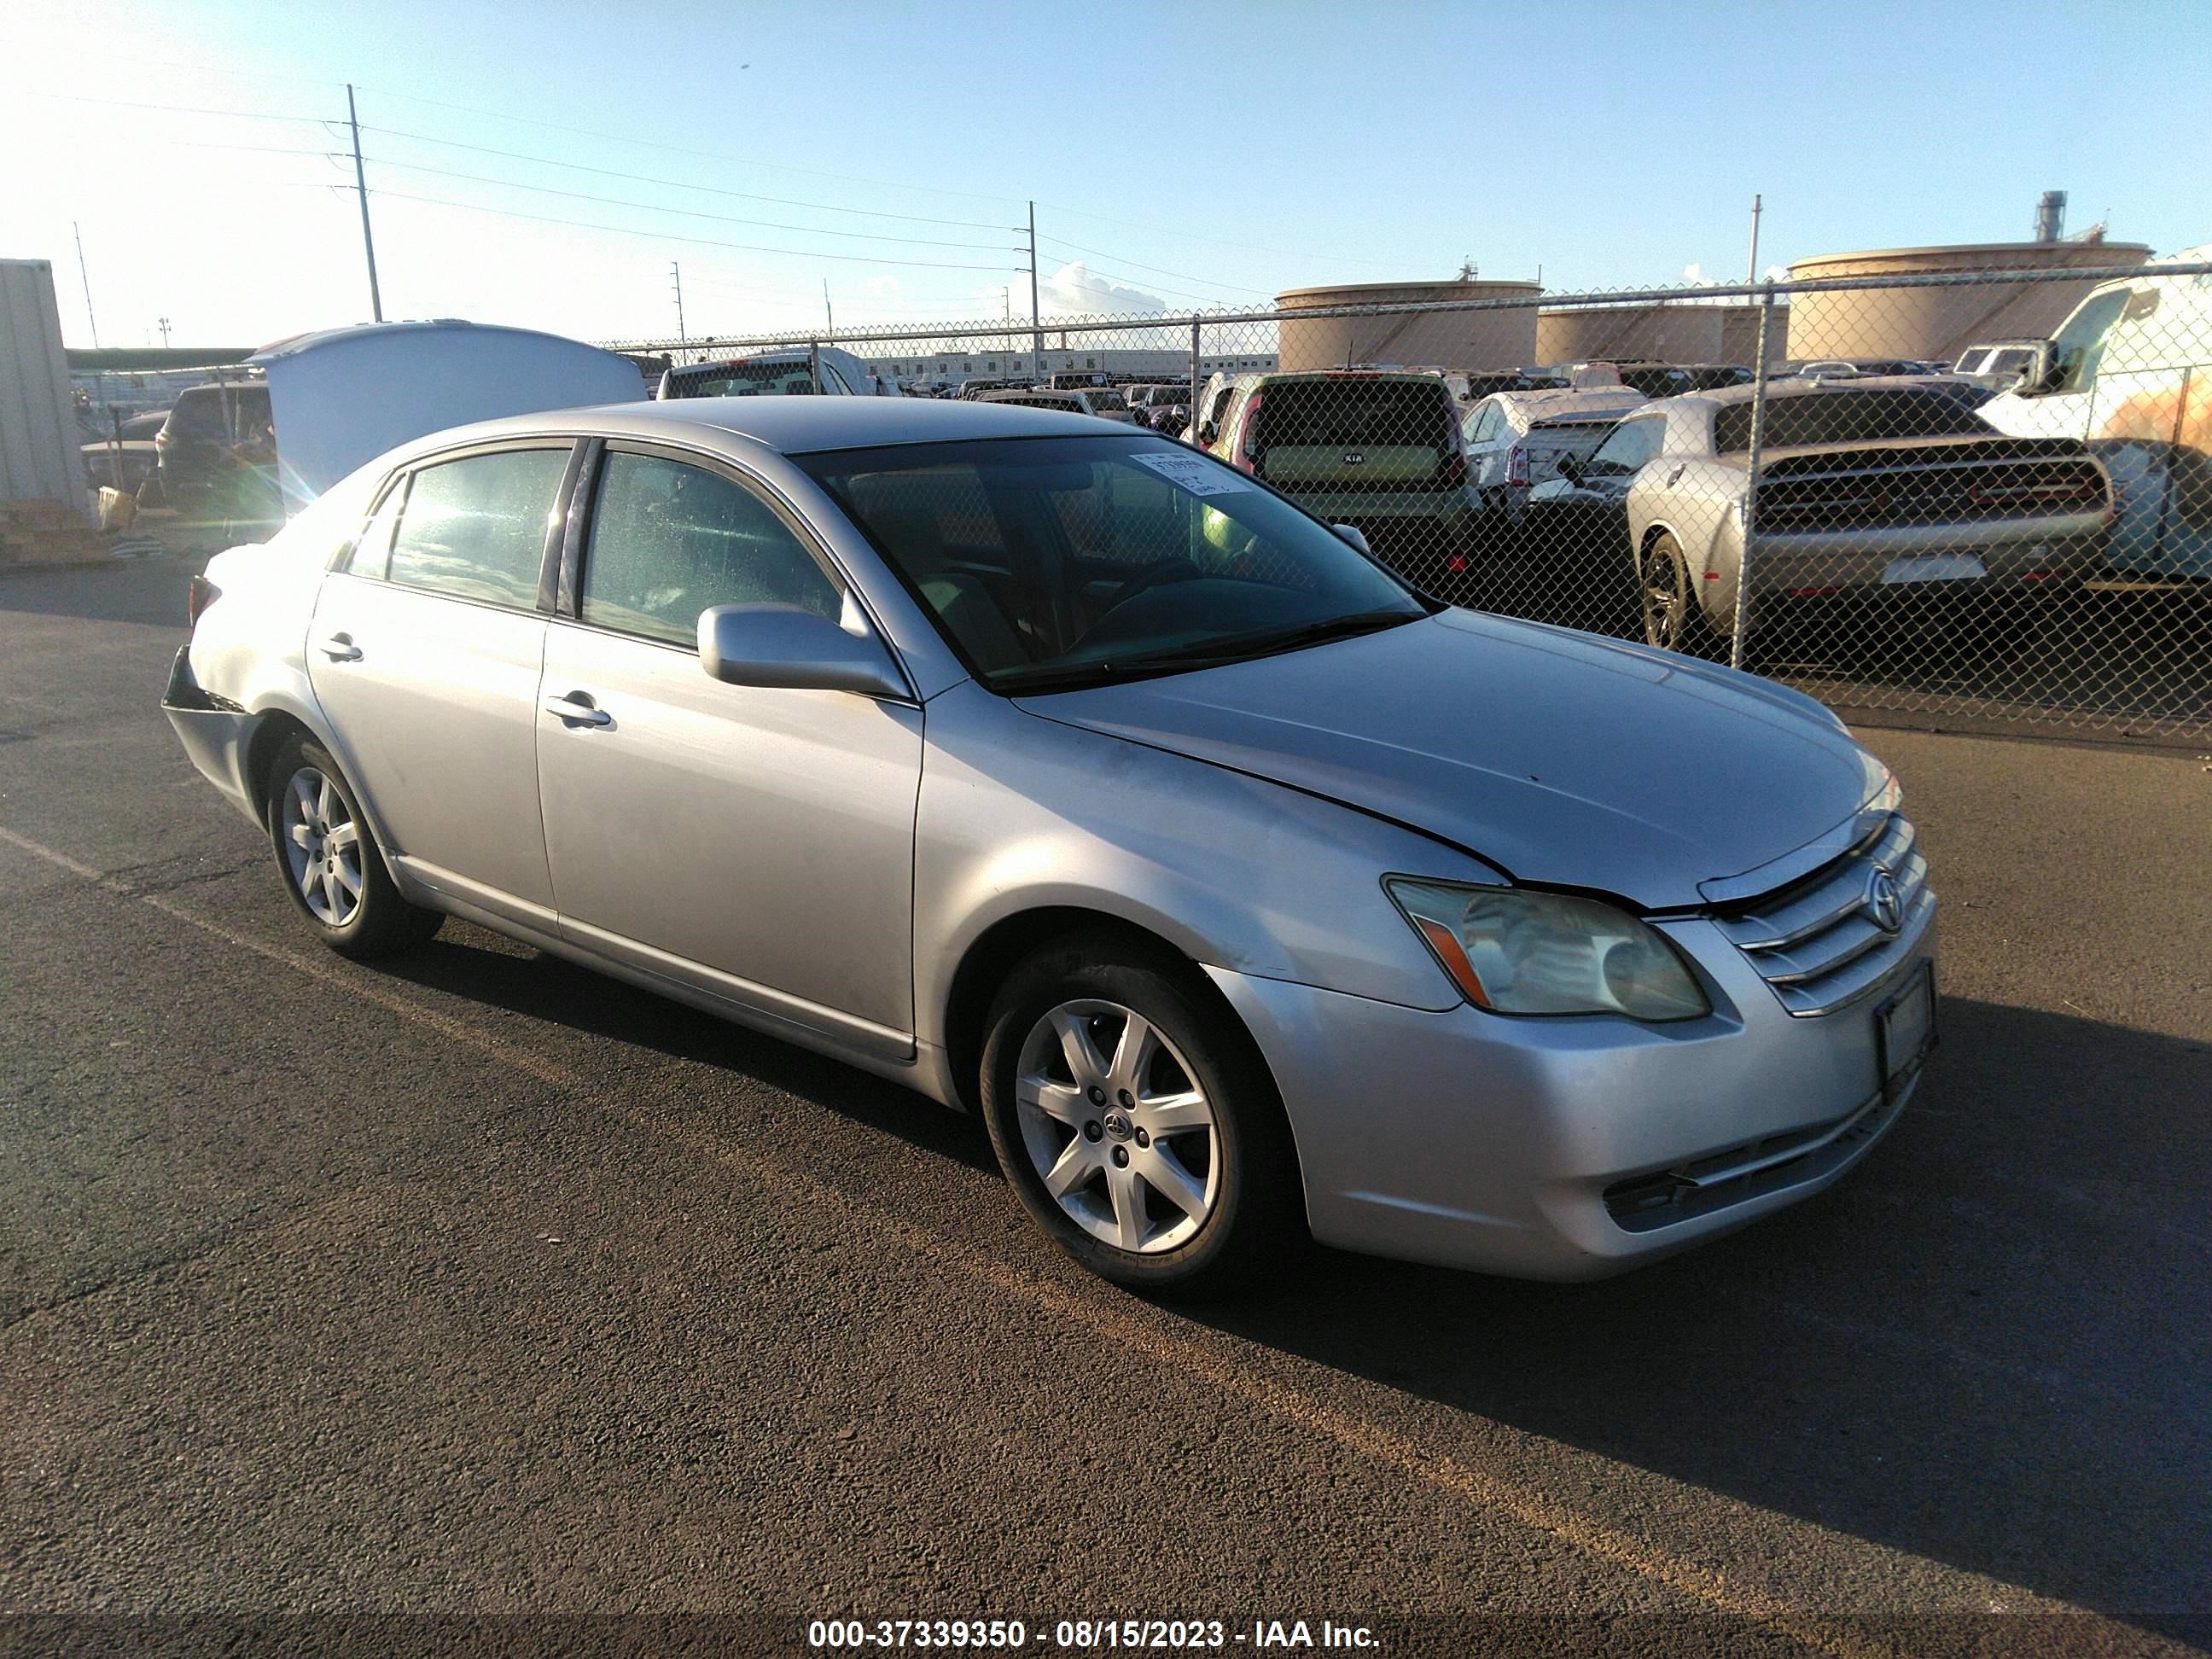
top-left (3, 556), bottom-right (2207, 1654)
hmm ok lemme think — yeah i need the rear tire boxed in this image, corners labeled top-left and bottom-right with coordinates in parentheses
top-left (1640, 532), bottom-right (1727, 660)
top-left (979, 934), bottom-right (1301, 1300)
top-left (265, 733), bottom-right (443, 959)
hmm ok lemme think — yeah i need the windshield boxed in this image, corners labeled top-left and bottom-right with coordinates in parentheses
top-left (799, 434), bottom-right (1426, 693)
top-left (1713, 389), bottom-right (1994, 451)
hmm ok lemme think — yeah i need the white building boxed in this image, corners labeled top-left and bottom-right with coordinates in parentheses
top-left (847, 344), bottom-right (1278, 389)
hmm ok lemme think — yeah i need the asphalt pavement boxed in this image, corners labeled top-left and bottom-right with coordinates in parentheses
top-left (2, 556), bottom-right (2207, 1657)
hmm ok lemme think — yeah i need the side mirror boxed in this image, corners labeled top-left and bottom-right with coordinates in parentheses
top-left (2017, 341), bottom-right (2060, 396)
top-left (1196, 421), bottom-right (1219, 447)
top-left (1331, 523), bottom-right (1372, 556)
top-left (697, 602), bottom-right (911, 701)
top-left (1556, 455), bottom-right (1583, 486)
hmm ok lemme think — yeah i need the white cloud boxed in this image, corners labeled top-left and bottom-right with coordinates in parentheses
top-left (1683, 261), bottom-right (1714, 286)
top-left (1040, 261), bottom-right (1166, 317)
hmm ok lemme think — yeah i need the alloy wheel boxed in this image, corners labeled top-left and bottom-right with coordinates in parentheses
top-left (1642, 542), bottom-right (1690, 650)
top-left (1013, 999), bottom-right (1220, 1254)
top-left (280, 766), bottom-right (364, 928)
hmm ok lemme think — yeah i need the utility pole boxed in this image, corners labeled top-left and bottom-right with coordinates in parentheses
top-left (73, 223), bottom-right (100, 348)
top-left (346, 84), bottom-right (384, 323)
top-left (670, 262), bottom-right (686, 347)
top-left (157, 317), bottom-right (172, 349)
top-left (823, 278), bottom-right (835, 340)
top-left (1745, 193), bottom-right (1763, 285)
top-left (1027, 201), bottom-right (1043, 380)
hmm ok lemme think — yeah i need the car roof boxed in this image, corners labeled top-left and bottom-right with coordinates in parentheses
top-left (1670, 375), bottom-right (1969, 411)
top-left (371, 396), bottom-right (1118, 461)
top-left (1483, 387), bottom-right (1647, 422)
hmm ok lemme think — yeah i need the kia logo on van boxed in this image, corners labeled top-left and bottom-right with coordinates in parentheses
top-left (1342, 451), bottom-right (1365, 465)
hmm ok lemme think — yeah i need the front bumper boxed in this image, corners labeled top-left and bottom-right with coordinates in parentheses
top-left (1206, 900), bottom-right (1936, 1280)
top-left (162, 645), bottom-right (264, 827)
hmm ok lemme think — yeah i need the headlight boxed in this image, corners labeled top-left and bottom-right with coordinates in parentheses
top-left (1385, 879), bottom-right (1711, 1022)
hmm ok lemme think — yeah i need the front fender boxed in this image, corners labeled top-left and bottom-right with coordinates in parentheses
top-left (911, 682), bottom-right (1494, 1052)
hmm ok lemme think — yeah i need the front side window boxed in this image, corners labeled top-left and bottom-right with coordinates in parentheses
top-left (386, 448), bottom-right (570, 608)
top-left (802, 434), bottom-right (1425, 692)
top-left (579, 452), bottom-right (841, 648)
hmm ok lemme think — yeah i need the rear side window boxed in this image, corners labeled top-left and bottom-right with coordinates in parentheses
top-left (580, 453), bottom-right (841, 648)
top-left (386, 448), bottom-right (570, 608)
top-left (346, 479), bottom-right (409, 577)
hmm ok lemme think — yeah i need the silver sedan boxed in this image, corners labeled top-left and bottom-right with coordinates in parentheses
top-left (165, 396), bottom-right (1937, 1297)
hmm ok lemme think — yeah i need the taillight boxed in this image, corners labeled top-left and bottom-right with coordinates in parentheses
top-left (1504, 441), bottom-right (1530, 488)
top-left (1439, 405), bottom-right (1468, 487)
top-left (1234, 389), bottom-right (1265, 474)
top-left (186, 573), bottom-right (221, 629)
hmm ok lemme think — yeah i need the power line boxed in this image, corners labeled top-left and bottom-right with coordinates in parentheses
top-left (360, 187), bottom-right (1021, 271)
top-left (1034, 233), bottom-right (1269, 296)
top-left (357, 124), bottom-right (1019, 232)
top-left (19, 89), bottom-right (330, 125)
top-left (1027, 252), bottom-right (1254, 310)
top-left (355, 83), bottom-right (1027, 207)
top-left (358, 154), bottom-right (1020, 252)
top-left (1031, 197), bottom-right (1408, 271)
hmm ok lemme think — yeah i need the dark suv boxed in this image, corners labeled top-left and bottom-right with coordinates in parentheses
top-left (154, 381), bottom-right (276, 518)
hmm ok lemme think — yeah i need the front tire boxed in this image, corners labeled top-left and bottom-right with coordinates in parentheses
top-left (265, 734), bottom-right (443, 959)
top-left (979, 935), bottom-right (1301, 1299)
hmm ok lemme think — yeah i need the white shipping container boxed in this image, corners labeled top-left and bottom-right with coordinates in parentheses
top-left (0, 258), bottom-right (86, 513)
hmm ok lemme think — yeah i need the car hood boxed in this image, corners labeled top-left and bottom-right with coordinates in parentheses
top-left (1017, 610), bottom-right (1887, 910)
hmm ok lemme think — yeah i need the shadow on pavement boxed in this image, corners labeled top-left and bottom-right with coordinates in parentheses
top-left (1195, 996), bottom-right (2211, 1622)
top-left (372, 926), bottom-right (2209, 1621)
top-left (385, 927), bottom-right (1001, 1179)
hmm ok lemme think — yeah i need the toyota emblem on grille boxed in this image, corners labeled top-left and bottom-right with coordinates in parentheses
top-left (1864, 867), bottom-right (1903, 934)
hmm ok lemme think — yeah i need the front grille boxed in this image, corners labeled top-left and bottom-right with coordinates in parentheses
top-left (1712, 812), bottom-right (1932, 1016)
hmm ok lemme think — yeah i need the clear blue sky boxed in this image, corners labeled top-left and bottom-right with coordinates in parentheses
top-left (7, 0), bottom-right (2208, 348)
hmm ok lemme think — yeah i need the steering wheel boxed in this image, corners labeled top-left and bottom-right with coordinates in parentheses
top-left (1097, 556), bottom-right (1202, 618)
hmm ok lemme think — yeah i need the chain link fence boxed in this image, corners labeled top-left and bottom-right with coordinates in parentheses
top-left (606, 254), bottom-right (2212, 747)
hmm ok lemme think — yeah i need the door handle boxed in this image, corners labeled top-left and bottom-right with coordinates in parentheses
top-left (542, 692), bottom-right (611, 727)
top-left (317, 632), bottom-right (363, 662)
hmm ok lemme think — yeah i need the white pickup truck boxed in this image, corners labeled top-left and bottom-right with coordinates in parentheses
top-left (1977, 246), bottom-right (2212, 579)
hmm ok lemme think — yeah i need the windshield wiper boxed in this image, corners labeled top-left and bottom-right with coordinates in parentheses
top-left (993, 608), bottom-right (1420, 696)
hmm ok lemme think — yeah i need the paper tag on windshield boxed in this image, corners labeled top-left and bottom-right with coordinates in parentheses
top-left (1129, 451), bottom-right (1252, 495)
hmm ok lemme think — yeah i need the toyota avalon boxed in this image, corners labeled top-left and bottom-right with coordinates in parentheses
top-left (164, 397), bottom-right (1936, 1297)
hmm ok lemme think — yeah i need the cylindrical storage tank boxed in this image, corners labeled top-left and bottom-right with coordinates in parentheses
top-left (1535, 302), bottom-right (1724, 366)
top-left (1275, 280), bottom-right (1540, 373)
top-left (1718, 303), bottom-right (1788, 367)
top-left (1784, 241), bottom-right (2150, 364)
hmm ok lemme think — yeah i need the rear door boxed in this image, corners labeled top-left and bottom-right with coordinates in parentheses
top-left (535, 444), bottom-right (923, 1051)
top-left (307, 441), bottom-right (579, 923)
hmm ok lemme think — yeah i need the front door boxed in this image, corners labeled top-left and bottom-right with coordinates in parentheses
top-left (307, 442), bottom-right (574, 919)
top-left (535, 445), bottom-right (923, 1053)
